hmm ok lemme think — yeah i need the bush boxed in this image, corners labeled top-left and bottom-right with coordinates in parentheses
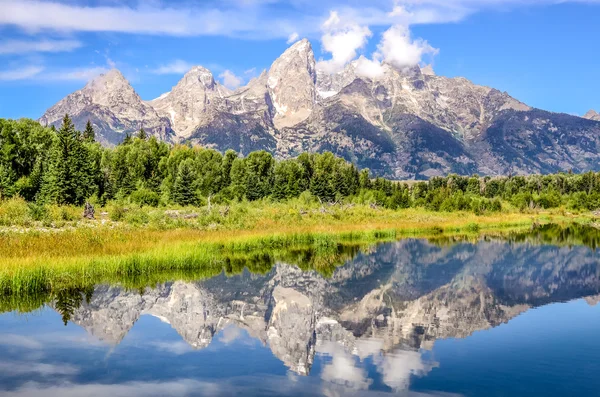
top-left (535, 191), bottom-right (562, 209)
top-left (27, 202), bottom-right (48, 222)
top-left (130, 188), bottom-right (160, 207)
top-left (471, 197), bottom-right (501, 215)
top-left (0, 196), bottom-right (32, 226)
top-left (124, 207), bottom-right (150, 225)
top-left (110, 204), bottom-right (126, 222)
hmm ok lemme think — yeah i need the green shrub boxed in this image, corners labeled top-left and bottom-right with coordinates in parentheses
top-left (130, 188), bottom-right (160, 207)
top-left (0, 196), bottom-right (32, 226)
top-left (110, 204), bottom-right (126, 222)
top-left (27, 202), bottom-right (48, 222)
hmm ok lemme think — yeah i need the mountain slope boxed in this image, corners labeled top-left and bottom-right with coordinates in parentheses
top-left (584, 109), bottom-right (600, 121)
top-left (40, 70), bottom-right (173, 145)
top-left (40, 40), bottom-right (600, 177)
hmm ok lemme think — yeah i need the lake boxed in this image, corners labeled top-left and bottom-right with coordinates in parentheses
top-left (1, 226), bottom-right (600, 396)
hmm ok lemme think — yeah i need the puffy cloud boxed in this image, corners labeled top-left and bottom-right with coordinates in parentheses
top-left (354, 56), bottom-right (385, 79)
top-left (375, 349), bottom-right (435, 391)
top-left (319, 342), bottom-right (372, 390)
top-left (317, 11), bottom-right (372, 74)
top-left (219, 69), bottom-right (243, 89)
top-left (375, 24), bottom-right (438, 70)
top-left (318, 11), bottom-right (438, 79)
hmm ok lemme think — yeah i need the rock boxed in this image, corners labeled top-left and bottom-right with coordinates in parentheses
top-left (83, 202), bottom-right (95, 220)
top-left (40, 41), bottom-right (600, 178)
top-left (40, 70), bottom-right (174, 145)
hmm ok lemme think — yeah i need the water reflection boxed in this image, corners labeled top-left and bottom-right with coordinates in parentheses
top-left (2, 226), bottom-right (600, 396)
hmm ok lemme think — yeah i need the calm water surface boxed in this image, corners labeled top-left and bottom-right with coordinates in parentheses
top-left (1, 231), bottom-right (600, 396)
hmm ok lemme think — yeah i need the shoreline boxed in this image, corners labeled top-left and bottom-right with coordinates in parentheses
top-left (0, 206), bottom-right (598, 299)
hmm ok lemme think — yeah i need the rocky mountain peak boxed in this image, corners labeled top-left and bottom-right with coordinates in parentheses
top-left (267, 38), bottom-right (317, 129)
top-left (39, 68), bottom-right (172, 145)
top-left (180, 66), bottom-right (219, 90)
top-left (147, 65), bottom-right (231, 138)
top-left (83, 69), bottom-right (140, 107)
top-left (584, 109), bottom-right (600, 121)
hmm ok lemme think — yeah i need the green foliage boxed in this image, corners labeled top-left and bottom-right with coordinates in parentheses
top-left (83, 120), bottom-right (95, 142)
top-left (172, 158), bottom-right (198, 206)
top-left (4, 116), bottom-right (600, 218)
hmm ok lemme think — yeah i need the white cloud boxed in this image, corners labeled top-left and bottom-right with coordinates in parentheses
top-left (317, 11), bottom-right (372, 74)
top-left (0, 66), bottom-right (44, 81)
top-left (375, 24), bottom-right (438, 69)
top-left (219, 69), bottom-right (243, 89)
top-left (287, 32), bottom-right (300, 44)
top-left (355, 56), bottom-right (385, 79)
top-left (0, 334), bottom-right (43, 349)
top-left (319, 342), bottom-right (372, 390)
top-left (317, 11), bottom-right (438, 78)
top-left (375, 349), bottom-right (435, 391)
top-left (0, 65), bottom-right (109, 82)
top-left (0, 0), bottom-right (299, 39)
top-left (149, 341), bottom-right (192, 355)
top-left (0, 0), bottom-right (597, 41)
top-left (152, 60), bottom-right (194, 75)
top-left (0, 39), bottom-right (82, 55)
top-left (45, 66), bottom-right (109, 81)
top-left (0, 361), bottom-right (79, 377)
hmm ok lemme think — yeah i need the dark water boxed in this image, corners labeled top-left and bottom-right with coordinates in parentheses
top-left (2, 230), bottom-right (600, 396)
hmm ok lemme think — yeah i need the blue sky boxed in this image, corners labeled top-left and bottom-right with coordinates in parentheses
top-left (0, 0), bottom-right (599, 120)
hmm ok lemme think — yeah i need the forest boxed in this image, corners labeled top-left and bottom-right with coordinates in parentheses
top-left (2, 115), bottom-right (600, 216)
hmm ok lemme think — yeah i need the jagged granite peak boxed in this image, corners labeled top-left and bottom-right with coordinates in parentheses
top-left (584, 109), bottom-right (600, 121)
top-left (148, 66), bottom-right (232, 139)
top-left (40, 41), bottom-right (600, 178)
top-left (267, 38), bottom-right (317, 129)
top-left (40, 68), bottom-right (173, 145)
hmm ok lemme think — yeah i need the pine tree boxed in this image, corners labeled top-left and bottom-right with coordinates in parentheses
top-left (122, 132), bottom-right (132, 145)
top-left (41, 115), bottom-right (78, 204)
top-left (172, 159), bottom-right (198, 206)
top-left (83, 120), bottom-right (95, 142)
top-left (137, 128), bottom-right (148, 140)
top-left (40, 114), bottom-right (95, 205)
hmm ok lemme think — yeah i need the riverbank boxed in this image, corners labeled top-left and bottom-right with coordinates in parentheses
top-left (1, 199), bottom-right (598, 297)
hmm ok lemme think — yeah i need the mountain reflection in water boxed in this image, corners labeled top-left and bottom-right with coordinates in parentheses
top-left (1, 228), bottom-right (600, 396)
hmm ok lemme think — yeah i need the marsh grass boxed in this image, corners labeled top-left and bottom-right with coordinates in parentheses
top-left (1, 198), bottom-right (597, 309)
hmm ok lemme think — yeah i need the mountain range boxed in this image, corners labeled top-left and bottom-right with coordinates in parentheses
top-left (39, 39), bottom-right (600, 179)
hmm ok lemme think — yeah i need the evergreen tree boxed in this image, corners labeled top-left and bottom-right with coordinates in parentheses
top-left (122, 132), bottom-right (132, 145)
top-left (41, 114), bottom-right (95, 204)
top-left (137, 128), bottom-right (148, 140)
top-left (41, 115), bottom-right (79, 204)
top-left (83, 120), bottom-right (95, 142)
top-left (172, 159), bottom-right (198, 206)
top-left (221, 150), bottom-right (238, 188)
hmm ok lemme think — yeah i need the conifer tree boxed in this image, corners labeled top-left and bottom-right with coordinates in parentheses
top-left (41, 115), bottom-right (79, 204)
top-left (83, 120), bottom-right (95, 142)
top-left (41, 114), bottom-right (95, 204)
top-left (172, 159), bottom-right (198, 206)
top-left (122, 132), bottom-right (132, 145)
top-left (137, 128), bottom-right (148, 140)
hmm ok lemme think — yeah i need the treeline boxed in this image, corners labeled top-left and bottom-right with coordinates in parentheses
top-left (2, 115), bottom-right (600, 213)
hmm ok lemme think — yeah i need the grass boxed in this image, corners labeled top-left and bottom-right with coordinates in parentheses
top-left (1, 196), bottom-right (599, 308)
